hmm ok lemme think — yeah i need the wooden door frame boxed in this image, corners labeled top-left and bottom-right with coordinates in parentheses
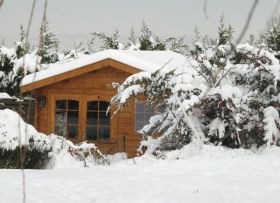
top-left (50, 93), bottom-right (116, 144)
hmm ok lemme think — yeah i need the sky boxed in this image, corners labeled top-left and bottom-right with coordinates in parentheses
top-left (0, 0), bottom-right (279, 50)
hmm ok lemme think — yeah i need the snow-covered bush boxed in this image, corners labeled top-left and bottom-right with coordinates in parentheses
top-left (0, 109), bottom-right (107, 169)
top-left (110, 25), bottom-right (280, 154)
top-left (195, 42), bottom-right (280, 148)
top-left (48, 136), bottom-right (108, 168)
top-left (110, 58), bottom-right (206, 153)
top-left (0, 109), bottom-right (51, 168)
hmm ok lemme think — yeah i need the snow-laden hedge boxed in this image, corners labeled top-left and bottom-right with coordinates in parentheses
top-left (0, 109), bottom-right (106, 169)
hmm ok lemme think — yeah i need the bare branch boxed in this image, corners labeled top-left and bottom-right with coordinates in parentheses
top-left (0, 0), bottom-right (3, 9)
top-left (19, 1), bottom-right (38, 202)
top-left (203, 0), bottom-right (208, 19)
top-left (25, 0), bottom-right (37, 44)
top-left (19, 1), bottom-right (49, 203)
top-left (236, 0), bottom-right (259, 44)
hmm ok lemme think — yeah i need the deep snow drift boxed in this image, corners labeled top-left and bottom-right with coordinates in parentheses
top-left (1, 145), bottom-right (280, 203)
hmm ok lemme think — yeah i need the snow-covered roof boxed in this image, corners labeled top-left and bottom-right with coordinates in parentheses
top-left (20, 49), bottom-right (187, 87)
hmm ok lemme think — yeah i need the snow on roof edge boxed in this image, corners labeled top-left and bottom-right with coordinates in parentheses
top-left (20, 49), bottom-right (165, 87)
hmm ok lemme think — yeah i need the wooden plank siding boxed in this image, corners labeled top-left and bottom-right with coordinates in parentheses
top-left (32, 66), bottom-right (142, 157)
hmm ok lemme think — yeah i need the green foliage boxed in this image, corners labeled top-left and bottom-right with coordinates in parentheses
top-left (138, 21), bottom-right (173, 51)
top-left (126, 26), bottom-right (138, 49)
top-left (169, 36), bottom-right (189, 54)
top-left (260, 15), bottom-right (280, 58)
top-left (200, 94), bottom-right (239, 148)
top-left (0, 143), bottom-right (50, 169)
top-left (217, 14), bottom-right (233, 45)
top-left (139, 21), bottom-right (154, 50)
top-left (92, 30), bottom-right (121, 50)
top-left (0, 51), bottom-right (16, 96)
top-left (15, 25), bottom-right (29, 59)
top-left (37, 19), bottom-right (59, 64)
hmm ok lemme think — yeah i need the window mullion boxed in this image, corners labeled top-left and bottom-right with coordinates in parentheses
top-left (65, 100), bottom-right (68, 138)
top-left (97, 100), bottom-right (100, 140)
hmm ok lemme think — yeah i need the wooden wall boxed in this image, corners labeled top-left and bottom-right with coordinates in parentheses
top-left (34, 66), bottom-right (140, 158)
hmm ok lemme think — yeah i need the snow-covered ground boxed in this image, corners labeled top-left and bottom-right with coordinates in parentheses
top-left (1, 145), bottom-right (280, 203)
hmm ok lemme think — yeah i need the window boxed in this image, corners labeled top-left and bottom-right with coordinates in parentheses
top-left (55, 100), bottom-right (79, 139)
top-left (135, 101), bottom-right (155, 132)
top-left (86, 100), bottom-right (110, 142)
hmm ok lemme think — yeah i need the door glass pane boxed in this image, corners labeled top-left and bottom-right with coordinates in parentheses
top-left (55, 99), bottom-right (80, 138)
top-left (87, 112), bottom-right (98, 125)
top-left (55, 125), bottom-right (67, 137)
top-left (99, 112), bottom-right (110, 125)
top-left (56, 100), bottom-right (66, 109)
top-left (99, 126), bottom-right (110, 141)
top-left (55, 110), bottom-right (67, 126)
top-left (86, 100), bottom-right (110, 141)
top-left (86, 126), bottom-right (97, 140)
top-left (68, 111), bottom-right (79, 124)
top-left (68, 125), bottom-right (78, 138)
top-left (68, 100), bottom-right (79, 110)
top-left (87, 101), bottom-right (98, 111)
top-left (99, 101), bottom-right (109, 111)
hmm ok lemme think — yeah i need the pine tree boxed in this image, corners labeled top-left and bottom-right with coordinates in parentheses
top-left (139, 21), bottom-right (154, 50)
top-left (247, 34), bottom-right (255, 45)
top-left (217, 14), bottom-right (233, 45)
top-left (15, 25), bottom-right (28, 59)
top-left (37, 19), bottom-right (59, 64)
top-left (0, 46), bottom-right (16, 96)
top-left (92, 30), bottom-right (122, 50)
top-left (260, 15), bottom-right (280, 59)
top-left (126, 26), bottom-right (139, 50)
top-left (139, 21), bottom-right (170, 51)
top-left (169, 36), bottom-right (188, 54)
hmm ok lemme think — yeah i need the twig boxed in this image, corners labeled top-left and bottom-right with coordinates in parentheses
top-left (207, 0), bottom-right (259, 93)
top-left (18, 1), bottom-right (38, 203)
top-left (19, 0), bottom-right (48, 203)
top-left (0, 0), bottom-right (3, 9)
top-left (203, 0), bottom-right (208, 19)
top-left (182, 55), bottom-right (210, 83)
top-left (223, 0), bottom-right (259, 68)
top-left (25, 0), bottom-right (36, 45)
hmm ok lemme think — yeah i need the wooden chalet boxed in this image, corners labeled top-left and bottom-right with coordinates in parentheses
top-left (20, 50), bottom-right (185, 157)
